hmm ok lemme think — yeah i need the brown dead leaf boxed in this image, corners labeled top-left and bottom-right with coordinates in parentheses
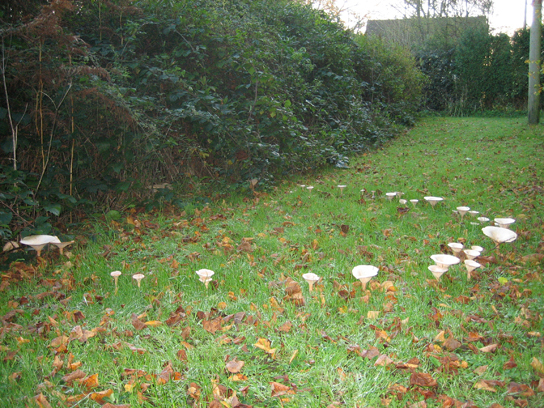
top-left (62, 369), bottom-right (87, 384)
top-left (157, 361), bottom-right (175, 385)
top-left (531, 357), bottom-right (544, 377)
top-left (375, 354), bottom-right (394, 367)
top-left (89, 389), bottom-right (113, 404)
top-left (34, 393), bottom-right (52, 408)
top-left (102, 404), bottom-right (131, 408)
top-left (507, 382), bottom-right (535, 397)
top-left (443, 336), bottom-right (462, 351)
top-left (78, 373), bottom-right (99, 390)
top-left (187, 382), bottom-right (201, 400)
top-left (479, 343), bottom-right (499, 353)
top-left (177, 349), bottom-right (187, 362)
top-left (226, 358), bottom-right (245, 374)
top-left (503, 355), bottom-right (517, 370)
top-left (473, 379), bottom-right (505, 392)
top-left (521, 253), bottom-right (544, 263)
top-left (254, 338), bottom-right (276, 358)
top-left (203, 317), bottom-right (222, 334)
top-left (270, 381), bottom-right (295, 397)
top-left (277, 321), bottom-right (293, 333)
top-left (473, 365), bottom-right (488, 375)
top-left (131, 314), bottom-right (147, 331)
top-left (410, 372), bottom-right (438, 388)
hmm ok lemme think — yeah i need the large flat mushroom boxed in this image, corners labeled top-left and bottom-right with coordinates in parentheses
top-left (20, 235), bottom-right (61, 257)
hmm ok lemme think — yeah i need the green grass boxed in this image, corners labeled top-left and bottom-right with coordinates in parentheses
top-left (1, 117), bottom-right (543, 407)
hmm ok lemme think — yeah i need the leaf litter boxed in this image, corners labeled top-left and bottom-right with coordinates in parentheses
top-left (1, 118), bottom-right (543, 407)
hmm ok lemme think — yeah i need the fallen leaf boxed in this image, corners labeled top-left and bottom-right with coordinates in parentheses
top-left (375, 354), bottom-right (394, 366)
top-left (507, 382), bottom-right (535, 397)
top-left (89, 389), bottom-right (113, 404)
top-left (78, 373), bottom-right (99, 390)
top-left (443, 336), bottom-right (462, 351)
top-left (34, 393), bottom-right (52, 408)
top-left (62, 369), bottom-right (87, 384)
top-left (277, 321), bottom-right (293, 333)
top-left (203, 317), bottom-right (222, 334)
top-left (473, 365), bottom-right (488, 375)
top-left (473, 379), bottom-right (504, 392)
top-left (226, 358), bottom-right (245, 374)
top-left (531, 357), bottom-right (544, 377)
top-left (479, 343), bottom-right (498, 353)
top-left (144, 320), bottom-right (162, 327)
top-left (131, 314), bottom-right (146, 331)
top-left (270, 381), bottom-right (295, 397)
top-left (254, 338), bottom-right (276, 358)
top-left (410, 372), bottom-right (437, 387)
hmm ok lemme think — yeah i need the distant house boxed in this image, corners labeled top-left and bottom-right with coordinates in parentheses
top-left (365, 16), bottom-right (488, 48)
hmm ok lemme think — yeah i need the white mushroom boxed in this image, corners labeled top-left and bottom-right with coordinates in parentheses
top-left (352, 265), bottom-right (379, 291)
top-left (302, 273), bottom-right (320, 292)
top-left (447, 242), bottom-right (464, 255)
top-left (133, 273), bottom-right (145, 288)
top-left (456, 206), bottom-right (470, 218)
top-left (428, 265), bottom-right (448, 281)
top-left (494, 218), bottom-right (516, 229)
top-left (430, 254), bottom-right (460, 270)
top-left (111, 271), bottom-right (122, 293)
top-left (482, 226), bottom-right (517, 245)
top-left (52, 240), bottom-right (75, 255)
top-left (196, 269), bottom-right (215, 289)
top-left (464, 260), bottom-right (481, 280)
top-left (20, 235), bottom-right (61, 257)
top-left (424, 196), bottom-right (444, 207)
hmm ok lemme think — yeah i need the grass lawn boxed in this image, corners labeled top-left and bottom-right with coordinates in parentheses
top-left (1, 116), bottom-right (543, 408)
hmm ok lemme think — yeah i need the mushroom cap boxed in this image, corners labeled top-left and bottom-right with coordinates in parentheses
top-left (457, 206), bottom-right (470, 212)
top-left (471, 245), bottom-right (484, 253)
top-left (399, 199), bottom-right (407, 205)
top-left (111, 271), bottom-right (122, 277)
top-left (52, 240), bottom-right (74, 249)
top-left (196, 269), bottom-right (215, 279)
top-left (338, 185), bottom-right (347, 188)
top-left (302, 272), bottom-right (320, 283)
top-left (464, 259), bottom-right (481, 269)
top-left (424, 196), bottom-right (444, 202)
top-left (430, 254), bottom-right (460, 267)
top-left (132, 273), bottom-right (145, 281)
top-left (410, 199), bottom-right (419, 203)
top-left (352, 265), bottom-right (379, 279)
top-left (477, 217), bottom-right (490, 223)
top-left (468, 210), bottom-right (480, 216)
top-left (386, 192), bottom-right (397, 197)
top-left (306, 186), bottom-right (314, 190)
top-left (482, 226), bottom-right (517, 244)
top-left (20, 235), bottom-right (61, 246)
top-left (448, 242), bottom-right (464, 252)
top-left (463, 249), bottom-right (481, 259)
top-left (494, 217), bottom-right (516, 227)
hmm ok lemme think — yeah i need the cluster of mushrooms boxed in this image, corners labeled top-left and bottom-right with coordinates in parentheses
top-left (14, 186), bottom-right (517, 294)
top-left (15, 235), bottom-right (74, 257)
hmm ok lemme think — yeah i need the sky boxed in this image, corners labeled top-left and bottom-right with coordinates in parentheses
top-left (340, 0), bottom-right (533, 35)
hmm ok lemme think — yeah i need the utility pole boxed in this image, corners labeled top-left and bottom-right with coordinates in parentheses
top-left (528, 0), bottom-right (542, 125)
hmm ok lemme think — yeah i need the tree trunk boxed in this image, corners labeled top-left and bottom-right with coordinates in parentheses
top-left (528, 0), bottom-right (542, 125)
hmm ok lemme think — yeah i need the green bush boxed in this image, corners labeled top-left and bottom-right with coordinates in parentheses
top-left (0, 0), bottom-right (424, 240)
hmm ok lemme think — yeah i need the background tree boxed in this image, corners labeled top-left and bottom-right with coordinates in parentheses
top-left (528, 0), bottom-right (542, 124)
